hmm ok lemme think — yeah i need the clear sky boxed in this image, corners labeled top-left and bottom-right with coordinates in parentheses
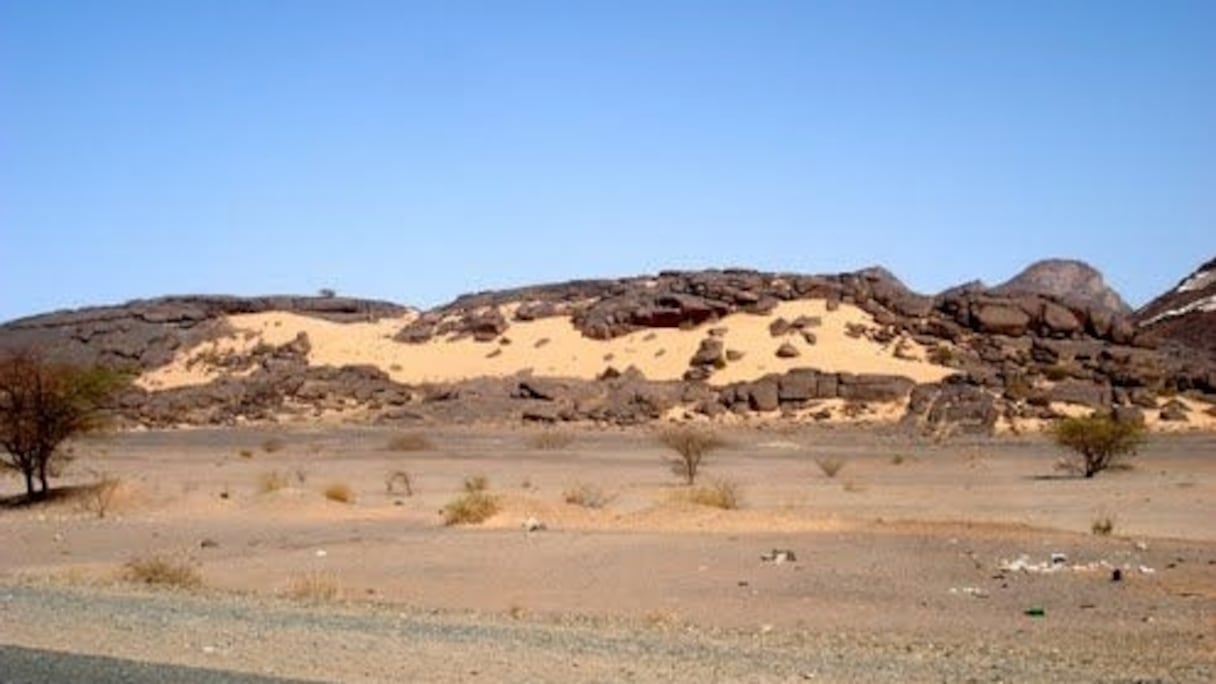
top-left (2, 1), bottom-right (1213, 322)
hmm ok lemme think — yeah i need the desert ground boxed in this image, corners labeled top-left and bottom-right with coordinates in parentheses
top-left (2, 425), bottom-right (1214, 682)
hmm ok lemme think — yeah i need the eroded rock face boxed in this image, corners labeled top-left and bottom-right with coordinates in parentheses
top-left (1135, 256), bottom-right (1216, 358)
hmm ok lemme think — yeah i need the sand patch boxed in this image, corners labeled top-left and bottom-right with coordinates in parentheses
top-left (139, 301), bottom-right (952, 390)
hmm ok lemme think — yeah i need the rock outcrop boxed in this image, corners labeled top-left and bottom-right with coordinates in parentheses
top-left (992, 259), bottom-right (1131, 314)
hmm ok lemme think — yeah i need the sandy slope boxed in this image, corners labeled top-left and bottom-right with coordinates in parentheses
top-left (139, 301), bottom-right (952, 390)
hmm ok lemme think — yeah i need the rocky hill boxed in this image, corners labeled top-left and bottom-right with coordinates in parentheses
top-left (2, 262), bottom-right (1214, 434)
top-left (1134, 257), bottom-right (1216, 357)
top-left (991, 259), bottom-right (1131, 314)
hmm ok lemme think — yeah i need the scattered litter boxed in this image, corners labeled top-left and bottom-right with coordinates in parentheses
top-left (1134, 541), bottom-right (1149, 551)
top-left (1023, 607), bottom-right (1045, 618)
top-left (202, 645), bottom-right (217, 655)
top-left (314, 549), bottom-right (327, 558)
top-left (1111, 568), bottom-right (1123, 582)
top-left (949, 586), bottom-right (989, 598)
top-left (1050, 552), bottom-right (1068, 566)
top-left (522, 516), bottom-right (546, 532)
top-left (760, 549), bottom-right (797, 564)
top-left (1138, 565), bottom-right (1156, 575)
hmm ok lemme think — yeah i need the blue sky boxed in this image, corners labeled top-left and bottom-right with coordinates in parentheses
top-left (2, 1), bottom-right (1213, 322)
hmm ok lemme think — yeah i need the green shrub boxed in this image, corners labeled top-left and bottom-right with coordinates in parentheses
top-left (1053, 413), bottom-right (1146, 478)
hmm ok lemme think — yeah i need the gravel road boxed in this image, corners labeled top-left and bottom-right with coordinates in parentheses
top-left (1, 581), bottom-right (1211, 683)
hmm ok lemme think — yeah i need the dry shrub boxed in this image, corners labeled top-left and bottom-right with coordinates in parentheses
top-left (443, 491), bottom-right (499, 525)
top-left (676, 479), bottom-right (742, 510)
top-left (77, 472), bottom-right (123, 518)
top-left (527, 430), bottom-right (575, 450)
top-left (1091, 514), bottom-right (1116, 536)
top-left (385, 470), bottom-right (413, 495)
top-left (815, 456), bottom-right (847, 478)
top-left (285, 571), bottom-right (340, 601)
top-left (260, 437), bottom-right (286, 454)
top-left (463, 474), bottom-right (489, 493)
top-left (842, 479), bottom-right (866, 493)
top-left (386, 432), bottom-right (434, 452)
top-left (237, 449), bottom-right (254, 459)
top-left (323, 482), bottom-right (356, 504)
top-left (123, 555), bottom-right (202, 588)
top-left (562, 482), bottom-right (612, 509)
top-left (257, 470), bottom-right (290, 494)
top-left (657, 426), bottom-right (725, 485)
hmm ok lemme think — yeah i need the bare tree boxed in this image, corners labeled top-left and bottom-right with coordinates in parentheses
top-left (0, 351), bottom-right (125, 500)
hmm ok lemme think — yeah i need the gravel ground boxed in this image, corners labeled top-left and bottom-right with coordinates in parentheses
top-left (1, 581), bottom-right (1212, 683)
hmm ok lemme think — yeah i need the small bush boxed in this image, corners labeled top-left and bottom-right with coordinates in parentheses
top-left (443, 491), bottom-right (499, 525)
top-left (527, 430), bottom-right (574, 450)
top-left (1091, 515), bottom-right (1116, 536)
top-left (285, 571), bottom-right (340, 601)
top-left (385, 470), bottom-right (413, 495)
top-left (123, 556), bottom-right (202, 588)
top-left (890, 454), bottom-right (907, 466)
top-left (323, 482), bottom-right (356, 504)
top-left (257, 470), bottom-right (290, 494)
top-left (680, 479), bottom-right (741, 510)
top-left (463, 474), bottom-right (489, 493)
top-left (563, 482), bottom-right (612, 509)
top-left (386, 432), bottom-right (434, 452)
top-left (261, 437), bottom-right (286, 454)
top-left (658, 426), bottom-right (725, 485)
top-left (1053, 413), bottom-right (1146, 478)
top-left (815, 456), bottom-right (847, 478)
top-left (79, 473), bottom-right (122, 519)
top-left (238, 449), bottom-right (254, 459)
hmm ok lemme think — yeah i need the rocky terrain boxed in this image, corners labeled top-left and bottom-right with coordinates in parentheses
top-left (1, 260), bottom-right (1214, 433)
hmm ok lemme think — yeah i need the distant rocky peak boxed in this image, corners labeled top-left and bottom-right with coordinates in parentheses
top-left (991, 259), bottom-right (1130, 314)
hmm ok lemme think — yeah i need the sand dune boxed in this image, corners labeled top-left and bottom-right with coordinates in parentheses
top-left (138, 300), bottom-right (953, 390)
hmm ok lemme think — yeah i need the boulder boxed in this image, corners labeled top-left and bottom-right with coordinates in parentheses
top-left (775, 342), bottom-right (800, 359)
top-left (837, 374), bottom-right (914, 402)
top-left (748, 379), bottom-right (781, 412)
top-left (973, 304), bottom-right (1031, 336)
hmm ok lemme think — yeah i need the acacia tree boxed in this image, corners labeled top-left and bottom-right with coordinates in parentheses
top-left (658, 426), bottom-right (725, 485)
top-left (0, 351), bottom-right (125, 500)
top-left (1052, 413), bottom-right (1146, 478)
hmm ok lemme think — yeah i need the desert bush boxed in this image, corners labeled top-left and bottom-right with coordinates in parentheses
top-left (463, 474), bottom-right (489, 493)
top-left (678, 479), bottom-right (741, 510)
top-left (123, 555), bottom-right (202, 588)
top-left (257, 470), bottom-right (290, 494)
top-left (658, 426), bottom-right (725, 485)
top-left (260, 437), bottom-right (286, 454)
top-left (1053, 413), bottom-right (1146, 478)
top-left (385, 432), bottom-right (434, 452)
top-left (443, 491), bottom-right (499, 525)
top-left (385, 470), bottom-right (413, 495)
top-left (527, 430), bottom-right (574, 450)
top-left (1091, 514), bottom-right (1116, 536)
top-left (815, 456), bottom-right (847, 478)
top-left (890, 454), bottom-right (908, 465)
top-left (285, 570), bottom-right (340, 601)
top-left (323, 482), bottom-right (356, 504)
top-left (562, 482), bottom-right (612, 509)
top-left (237, 449), bottom-right (254, 459)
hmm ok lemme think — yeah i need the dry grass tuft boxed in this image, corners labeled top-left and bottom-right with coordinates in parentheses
top-left (815, 456), bottom-right (847, 478)
top-left (123, 555), bottom-right (202, 588)
top-left (675, 479), bottom-right (742, 510)
top-left (385, 432), bottom-right (434, 452)
top-left (285, 571), bottom-right (341, 601)
top-left (75, 473), bottom-right (123, 518)
top-left (443, 491), bottom-right (499, 525)
top-left (562, 482), bottom-right (613, 509)
top-left (527, 430), bottom-right (575, 450)
top-left (1091, 514), bottom-right (1116, 536)
top-left (237, 449), bottom-right (254, 459)
top-left (257, 470), bottom-right (290, 494)
top-left (463, 474), bottom-right (489, 493)
top-left (323, 482), bottom-right (356, 504)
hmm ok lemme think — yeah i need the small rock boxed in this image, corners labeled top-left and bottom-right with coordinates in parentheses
top-left (775, 342), bottom-right (800, 359)
top-left (760, 549), bottom-right (797, 564)
top-left (199, 538), bottom-right (219, 549)
top-left (523, 516), bottom-right (546, 532)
